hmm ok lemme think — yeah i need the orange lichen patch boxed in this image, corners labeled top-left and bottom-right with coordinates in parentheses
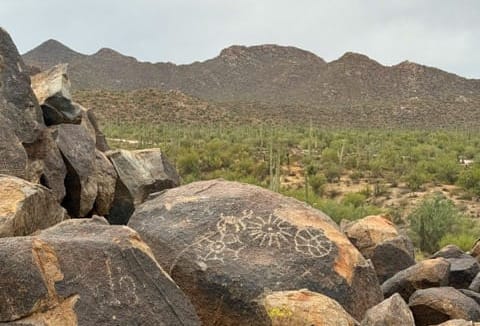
top-left (274, 207), bottom-right (365, 284)
top-left (32, 239), bottom-right (64, 301)
top-left (164, 196), bottom-right (200, 211)
top-left (20, 295), bottom-right (79, 326)
top-left (0, 181), bottom-right (25, 215)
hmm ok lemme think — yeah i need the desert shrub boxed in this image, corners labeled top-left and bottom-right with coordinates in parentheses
top-left (408, 194), bottom-right (467, 253)
top-left (309, 173), bottom-right (327, 196)
top-left (439, 233), bottom-right (477, 252)
top-left (341, 192), bottom-right (366, 208)
top-left (405, 170), bottom-right (429, 191)
top-left (457, 164), bottom-right (480, 196)
top-left (318, 199), bottom-right (381, 223)
top-left (323, 163), bottom-right (342, 183)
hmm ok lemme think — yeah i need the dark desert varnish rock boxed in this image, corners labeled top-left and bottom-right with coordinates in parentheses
top-left (107, 148), bottom-right (180, 224)
top-left (0, 175), bottom-right (66, 238)
top-left (409, 287), bottom-right (480, 326)
top-left (0, 217), bottom-right (200, 325)
top-left (128, 179), bottom-right (383, 324)
top-left (342, 215), bottom-right (415, 283)
top-left (382, 257), bottom-right (451, 301)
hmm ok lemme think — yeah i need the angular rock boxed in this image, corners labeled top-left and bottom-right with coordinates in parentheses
top-left (85, 107), bottom-right (109, 151)
top-left (432, 244), bottom-right (468, 259)
top-left (0, 27), bottom-right (44, 144)
top-left (470, 272), bottom-right (480, 292)
top-left (460, 289), bottom-right (480, 306)
top-left (30, 64), bottom-right (81, 125)
top-left (0, 175), bottom-right (66, 237)
top-left (128, 180), bottom-right (383, 323)
top-left (448, 256), bottom-right (480, 289)
top-left (107, 148), bottom-right (180, 224)
top-left (361, 293), bottom-right (415, 326)
top-left (382, 257), bottom-right (450, 301)
top-left (0, 217), bottom-right (200, 325)
top-left (409, 287), bottom-right (480, 326)
top-left (23, 128), bottom-right (67, 202)
top-left (93, 150), bottom-right (117, 216)
top-left (342, 215), bottom-right (415, 283)
top-left (53, 123), bottom-right (97, 217)
top-left (471, 240), bottom-right (480, 260)
top-left (0, 113), bottom-right (28, 179)
top-left (262, 289), bottom-right (358, 326)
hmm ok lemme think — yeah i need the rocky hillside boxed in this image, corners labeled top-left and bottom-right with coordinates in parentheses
top-left (24, 40), bottom-right (480, 128)
top-left (24, 40), bottom-right (480, 104)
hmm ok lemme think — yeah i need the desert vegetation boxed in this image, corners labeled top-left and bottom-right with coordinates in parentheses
top-left (103, 122), bottom-right (480, 254)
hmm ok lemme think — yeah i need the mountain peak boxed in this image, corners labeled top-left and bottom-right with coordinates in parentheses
top-left (336, 51), bottom-right (381, 66)
top-left (23, 39), bottom-right (84, 69)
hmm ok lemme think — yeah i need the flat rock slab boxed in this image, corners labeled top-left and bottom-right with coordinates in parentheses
top-left (0, 217), bottom-right (200, 325)
top-left (409, 287), bottom-right (480, 326)
top-left (262, 289), bottom-right (358, 326)
top-left (382, 257), bottom-right (450, 301)
top-left (0, 175), bottom-right (66, 237)
top-left (128, 179), bottom-right (383, 323)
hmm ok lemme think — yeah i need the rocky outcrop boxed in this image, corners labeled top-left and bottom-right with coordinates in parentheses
top-left (0, 114), bottom-right (28, 179)
top-left (361, 293), bottom-right (415, 326)
top-left (409, 287), bottom-right (480, 326)
top-left (0, 27), bottom-right (44, 145)
top-left (0, 217), bottom-right (200, 325)
top-left (382, 257), bottom-right (450, 301)
top-left (107, 148), bottom-right (180, 224)
top-left (30, 63), bottom-right (81, 125)
top-left (0, 175), bottom-right (66, 237)
top-left (261, 289), bottom-right (358, 326)
top-left (128, 179), bottom-right (383, 323)
top-left (342, 215), bottom-right (415, 283)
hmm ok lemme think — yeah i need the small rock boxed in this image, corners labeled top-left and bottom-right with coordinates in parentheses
top-left (469, 272), bottom-right (480, 292)
top-left (361, 293), bottom-right (415, 326)
top-left (409, 287), bottom-right (480, 326)
top-left (461, 289), bottom-right (480, 306)
top-left (382, 257), bottom-right (450, 301)
top-left (432, 244), bottom-right (467, 259)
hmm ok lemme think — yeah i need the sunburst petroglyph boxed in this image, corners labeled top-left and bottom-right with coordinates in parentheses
top-left (194, 211), bottom-right (334, 263)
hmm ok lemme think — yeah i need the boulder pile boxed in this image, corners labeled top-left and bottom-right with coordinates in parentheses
top-left (2, 26), bottom-right (480, 325)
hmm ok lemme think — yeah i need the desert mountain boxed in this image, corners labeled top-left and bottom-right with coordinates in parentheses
top-left (23, 40), bottom-right (480, 128)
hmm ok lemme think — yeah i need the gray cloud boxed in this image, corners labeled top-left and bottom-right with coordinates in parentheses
top-left (1, 0), bottom-right (479, 77)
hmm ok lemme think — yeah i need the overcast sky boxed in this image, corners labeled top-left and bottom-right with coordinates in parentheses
top-left (1, 0), bottom-right (479, 78)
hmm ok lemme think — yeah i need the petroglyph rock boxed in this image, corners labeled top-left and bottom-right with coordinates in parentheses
top-left (0, 217), bottom-right (200, 325)
top-left (129, 179), bottom-right (382, 324)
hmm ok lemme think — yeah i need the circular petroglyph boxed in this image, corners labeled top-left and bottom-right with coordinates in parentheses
top-left (195, 232), bottom-right (245, 263)
top-left (246, 214), bottom-right (295, 248)
top-left (294, 228), bottom-right (333, 258)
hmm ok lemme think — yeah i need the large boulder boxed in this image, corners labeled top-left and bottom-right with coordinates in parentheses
top-left (30, 64), bottom-right (82, 125)
top-left (0, 27), bottom-right (44, 145)
top-left (382, 257), bottom-right (450, 301)
top-left (409, 287), bottom-right (480, 326)
top-left (437, 320), bottom-right (480, 326)
top-left (0, 175), bottom-right (66, 237)
top-left (342, 215), bottom-right (415, 283)
top-left (0, 217), bottom-right (200, 325)
top-left (360, 293), bottom-right (415, 326)
top-left (469, 272), bottom-right (480, 292)
top-left (52, 123), bottom-right (97, 217)
top-left (261, 289), bottom-right (358, 326)
top-left (107, 148), bottom-right (180, 224)
top-left (128, 180), bottom-right (383, 323)
top-left (23, 128), bottom-right (67, 202)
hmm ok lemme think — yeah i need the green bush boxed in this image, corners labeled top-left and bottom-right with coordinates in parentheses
top-left (341, 192), bottom-right (366, 208)
top-left (408, 194), bottom-right (466, 253)
top-left (309, 173), bottom-right (327, 196)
